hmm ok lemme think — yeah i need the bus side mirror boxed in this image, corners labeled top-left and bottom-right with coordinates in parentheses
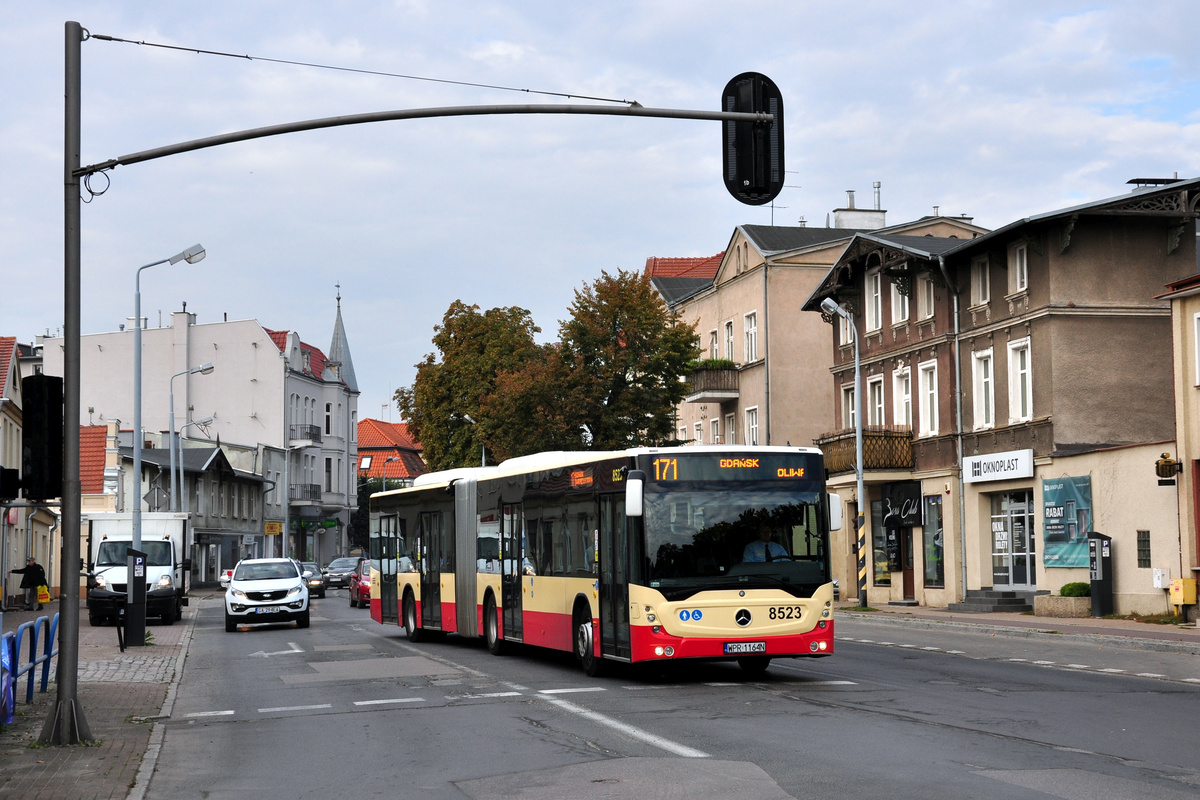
top-left (626, 470), bottom-right (646, 517)
top-left (827, 493), bottom-right (843, 531)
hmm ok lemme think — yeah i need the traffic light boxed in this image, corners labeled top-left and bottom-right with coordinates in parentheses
top-left (21, 373), bottom-right (63, 501)
top-left (722, 72), bottom-right (785, 206)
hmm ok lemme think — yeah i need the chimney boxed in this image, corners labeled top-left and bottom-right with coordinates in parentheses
top-left (831, 182), bottom-right (887, 230)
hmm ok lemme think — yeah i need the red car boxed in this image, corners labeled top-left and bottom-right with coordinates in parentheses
top-left (349, 558), bottom-right (371, 608)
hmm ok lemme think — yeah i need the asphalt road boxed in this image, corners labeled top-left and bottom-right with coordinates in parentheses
top-left (145, 594), bottom-right (1200, 799)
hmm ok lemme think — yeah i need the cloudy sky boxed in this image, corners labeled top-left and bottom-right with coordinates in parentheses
top-left (3, 2), bottom-right (1199, 426)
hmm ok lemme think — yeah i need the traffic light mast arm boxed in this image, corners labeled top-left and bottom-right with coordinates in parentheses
top-left (76, 104), bottom-right (775, 177)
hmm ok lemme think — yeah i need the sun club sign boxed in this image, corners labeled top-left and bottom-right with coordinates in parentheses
top-left (963, 449), bottom-right (1034, 484)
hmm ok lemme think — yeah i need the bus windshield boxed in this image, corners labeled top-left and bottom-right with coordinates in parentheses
top-left (643, 486), bottom-right (829, 600)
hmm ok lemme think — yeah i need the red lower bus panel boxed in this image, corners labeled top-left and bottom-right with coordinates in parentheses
top-left (629, 619), bottom-right (835, 663)
top-left (370, 597), bottom-right (382, 624)
top-left (521, 609), bottom-right (573, 652)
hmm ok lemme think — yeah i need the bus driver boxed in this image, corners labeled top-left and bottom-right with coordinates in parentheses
top-left (743, 525), bottom-right (789, 562)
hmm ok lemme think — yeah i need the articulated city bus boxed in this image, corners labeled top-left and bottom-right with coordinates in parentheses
top-left (367, 445), bottom-right (840, 675)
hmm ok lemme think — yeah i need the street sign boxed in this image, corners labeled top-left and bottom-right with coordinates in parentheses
top-left (722, 72), bottom-right (784, 205)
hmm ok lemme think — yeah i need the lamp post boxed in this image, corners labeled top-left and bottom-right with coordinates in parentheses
top-left (820, 297), bottom-right (866, 609)
top-left (169, 363), bottom-right (214, 512)
top-left (130, 243), bottom-right (205, 648)
top-left (174, 415), bottom-right (214, 514)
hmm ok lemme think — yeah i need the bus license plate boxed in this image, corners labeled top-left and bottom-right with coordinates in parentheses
top-left (255, 607), bottom-right (282, 614)
top-left (724, 641), bottom-right (766, 655)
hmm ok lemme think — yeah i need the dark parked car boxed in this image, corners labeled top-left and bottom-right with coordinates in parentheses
top-left (349, 558), bottom-right (371, 608)
top-left (302, 562), bottom-right (326, 598)
top-left (323, 557), bottom-right (359, 589)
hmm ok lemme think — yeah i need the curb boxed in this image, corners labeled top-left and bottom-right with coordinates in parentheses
top-left (836, 609), bottom-right (1200, 655)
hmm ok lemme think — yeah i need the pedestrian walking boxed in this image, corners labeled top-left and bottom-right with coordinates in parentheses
top-left (11, 556), bottom-right (47, 611)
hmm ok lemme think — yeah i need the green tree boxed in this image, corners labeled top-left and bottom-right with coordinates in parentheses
top-left (395, 301), bottom-right (541, 470)
top-left (558, 268), bottom-right (698, 449)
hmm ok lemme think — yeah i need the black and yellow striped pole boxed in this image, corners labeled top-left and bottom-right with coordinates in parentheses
top-left (821, 296), bottom-right (866, 608)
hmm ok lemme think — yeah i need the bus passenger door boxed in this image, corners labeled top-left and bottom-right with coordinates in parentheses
top-left (420, 511), bottom-right (442, 629)
top-left (599, 496), bottom-right (631, 659)
top-left (501, 504), bottom-right (523, 641)
top-left (375, 515), bottom-right (400, 624)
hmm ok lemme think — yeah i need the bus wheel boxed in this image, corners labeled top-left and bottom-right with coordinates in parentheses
top-left (738, 657), bottom-right (772, 676)
top-left (484, 595), bottom-right (504, 656)
top-left (575, 608), bottom-right (603, 677)
top-left (403, 592), bottom-right (425, 643)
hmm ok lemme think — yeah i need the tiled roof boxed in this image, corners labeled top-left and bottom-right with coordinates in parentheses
top-left (643, 253), bottom-right (723, 280)
top-left (0, 337), bottom-right (15, 397)
top-left (358, 418), bottom-right (421, 451)
top-left (357, 418), bottom-right (425, 480)
top-left (79, 425), bottom-right (107, 494)
top-left (262, 327), bottom-right (331, 381)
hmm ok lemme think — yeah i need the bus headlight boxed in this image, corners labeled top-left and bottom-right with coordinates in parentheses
top-left (646, 613), bottom-right (656, 622)
top-left (821, 608), bottom-right (830, 618)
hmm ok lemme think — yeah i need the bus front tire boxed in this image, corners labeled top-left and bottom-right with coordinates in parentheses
top-left (404, 593), bottom-right (425, 642)
top-left (738, 656), bottom-right (772, 675)
top-left (575, 609), bottom-right (603, 677)
top-left (485, 595), bottom-right (504, 655)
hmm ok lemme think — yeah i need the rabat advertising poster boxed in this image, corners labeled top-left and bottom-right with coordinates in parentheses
top-left (1042, 476), bottom-right (1092, 568)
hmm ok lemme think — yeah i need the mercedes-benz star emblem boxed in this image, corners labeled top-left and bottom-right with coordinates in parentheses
top-left (735, 609), bottom-right (752, 627)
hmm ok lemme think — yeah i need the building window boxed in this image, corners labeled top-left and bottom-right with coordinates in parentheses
top-left (865, 270), bottom-right (882, 332)
top-left (1193, 313), bottom-right (1200, 386)
top-left (838, 312), bottom-right (852, 346)
top-left (923, 496), bottom-right (945, 588)
top-left (725, 414), bottom-right (735, 444)
top-left (891, 281), bottom-right (909, 324)
top-left (325, 402), bottom-right (332, 435)
top-left (971, 257), bottom-right (990, 306)
top-left (1009, 242), bottom-right (1028, 293)
top-left (325, 458), bottom-right (333, 492)
top-left (867, 376), bottom-right (884, 426)
top-left (918, 359), bottom-right (938, 437)
top-left (709, 330), bottom-right (718, 360)
top-left (360, 455), bottom-right (372, 471)
top-left (1008, 338), bottom-right (1032, 422)
top-left (1137, 530), bottom-right (1151, 568)
top-left (918, 274), bottom-right (936, 319)
top-left (711, 417), bottom-right (720, 444)
top-left (724, 321), bottom-right (734, 361)
top-left (972, 349), bottom-right (994, 430)
top-left (745, 407), bottom-right (759, 446)
top-left (744, 312), bottom-right (758, 362)
top-left (694, 422), bottom-right (703, 444)
top-left (893, 367), bottom-right (912, 429)
top-left (869, 500), bottom-right (890, 586)
top-left (842, 385), bottom-right (856, 431)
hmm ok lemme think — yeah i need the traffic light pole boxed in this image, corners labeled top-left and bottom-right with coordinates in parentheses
top-left (42, 20), bottom-right (91, 745)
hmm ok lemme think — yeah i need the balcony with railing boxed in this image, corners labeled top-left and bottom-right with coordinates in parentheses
top-left (685, 366), bottom-right (739, 404)
top-left (814, 426), bottom-right (914, 474)
top-left (289, 483), bottom-right (322, 505)
top-left (289, 424), bottom-right (322, 447)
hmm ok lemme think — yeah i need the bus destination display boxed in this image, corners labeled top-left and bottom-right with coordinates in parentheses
top-left (646, 453), bottom-right (816, 482)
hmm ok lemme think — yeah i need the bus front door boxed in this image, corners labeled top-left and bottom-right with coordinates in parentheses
top-left (376, 515), bottom-right (400, 624)
top-left (599, 496), bottom-right (631, 660)
top-left (501, 504), bottom-right (523, 641)
top-left (420, 511), bottom-right (442, 630)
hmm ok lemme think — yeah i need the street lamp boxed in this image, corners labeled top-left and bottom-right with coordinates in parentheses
top-left (174, 415), bottom-right (214, 514)
top-left (169, 363), bottom-right (214, 512)
top-left (130, 243), bottom-right (205, 648)
top-left (820, 296), bottom-right (866, 609)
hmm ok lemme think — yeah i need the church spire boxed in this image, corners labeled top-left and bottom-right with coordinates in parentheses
top-left (328, 283), bottom-right (359, 393)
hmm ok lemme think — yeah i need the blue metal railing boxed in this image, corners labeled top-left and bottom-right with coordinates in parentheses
top-left (1, 612), bottom-right (59, 723)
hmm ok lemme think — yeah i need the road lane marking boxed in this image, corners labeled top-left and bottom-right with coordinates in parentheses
top-left (1137, 673), bottom-right (1166, 678)
top-left (185, 710), bottom-right (234, 718)
top-left (452, 692), bottom-right (523, 699)
top-left (353, 698), bottom-right (426, 706)
top-left (538, 687), bottom-right (607, 695)
top-left (248, 642), bottom-right (304, 658)
top-left (257, 704), bottom-right (331, 713)
top-left (540, 696), bottom-right (709, 758)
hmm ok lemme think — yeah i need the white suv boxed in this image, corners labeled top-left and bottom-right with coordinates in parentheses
top-left (224, 558), bottom-right (310, 632)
